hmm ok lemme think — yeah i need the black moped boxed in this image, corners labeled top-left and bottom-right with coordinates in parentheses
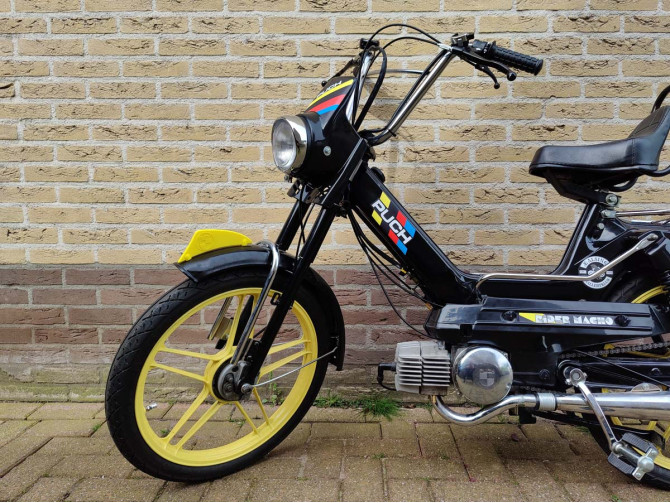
top-left (106, 26), bottom-right (670, 487)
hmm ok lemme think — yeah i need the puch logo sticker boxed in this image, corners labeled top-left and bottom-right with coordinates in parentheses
top-left (578, 256), bottom-right (613, 290)
top-left (371, 192), bottom-right (415, 255)
top-left (519, 312), bottom-right (615, 326)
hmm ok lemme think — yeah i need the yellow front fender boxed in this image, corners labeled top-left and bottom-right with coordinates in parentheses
top-left (177, 229), bottom-right (252, 264)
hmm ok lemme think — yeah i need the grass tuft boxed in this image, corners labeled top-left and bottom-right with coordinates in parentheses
top-left (314, 392), bottom-right (401, 420)
top-left (358, 394), bottom-right (401, 421)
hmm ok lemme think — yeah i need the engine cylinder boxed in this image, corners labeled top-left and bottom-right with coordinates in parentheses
top-left (453, 347), bottom-right (513, 405)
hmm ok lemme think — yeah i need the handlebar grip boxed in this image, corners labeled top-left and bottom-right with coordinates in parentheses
top-left (487, 44), bottom-right (543, 75)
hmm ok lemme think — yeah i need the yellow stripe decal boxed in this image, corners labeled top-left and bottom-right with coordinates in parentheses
top-left (308, 79), bottom-right (354, 107)
top-left (520, 312), bottom-right (542, 322)
top-left (380, 192), bottom-right (390, 208)
top-left (372, 210), bottom-right (382, 225)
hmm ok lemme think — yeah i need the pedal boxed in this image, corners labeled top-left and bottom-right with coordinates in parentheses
top-left (608, 452), bottom-right (635, 476)
top-left (610, 433), bottom-right (659, 481)
top-left (607, 452), bottom-right (635, 475)
top-left (621, 432), bottom-right (656, 453)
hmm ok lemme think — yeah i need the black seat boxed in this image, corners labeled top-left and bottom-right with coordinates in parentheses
top-left (529, 106), bottom-right (670, 194)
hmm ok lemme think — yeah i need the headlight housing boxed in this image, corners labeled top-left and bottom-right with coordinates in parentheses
top-left (271, 116), bottom-right (308, 175)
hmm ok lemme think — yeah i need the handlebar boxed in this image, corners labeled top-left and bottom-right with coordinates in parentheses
top-left (355, 31), bottom-right (545, 146)
top-left (471, 40), bottom-right (543, 75)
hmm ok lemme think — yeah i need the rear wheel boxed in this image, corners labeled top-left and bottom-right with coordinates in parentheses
top-left (105, 268), bottom-right (330, 482)
top-left (587, 277), bottom-right (670, 489)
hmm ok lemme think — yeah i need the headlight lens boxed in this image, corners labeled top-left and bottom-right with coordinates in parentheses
top-left (271, 116), bottom-right (308, 174)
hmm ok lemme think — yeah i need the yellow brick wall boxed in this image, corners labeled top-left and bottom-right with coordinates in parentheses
top-left (1, 0), bottom-right (670, 269)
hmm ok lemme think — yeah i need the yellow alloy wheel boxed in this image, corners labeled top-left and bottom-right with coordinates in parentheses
top-left (610, 285), bottom-right (670, 470)
top-left (133, 287), bottom-right (318, 467)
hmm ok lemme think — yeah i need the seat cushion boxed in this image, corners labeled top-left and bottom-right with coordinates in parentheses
top-left (530, 106), bottom-right (670, 177)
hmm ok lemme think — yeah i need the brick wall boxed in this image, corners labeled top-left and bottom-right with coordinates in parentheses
top-left (2, 0), bottom-right (670, 395)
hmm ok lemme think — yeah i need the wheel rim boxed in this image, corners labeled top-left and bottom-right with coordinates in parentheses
top-left (609, 285), bottom-right (670, 470)
top-left (133, 287), bottom-right (318, 467)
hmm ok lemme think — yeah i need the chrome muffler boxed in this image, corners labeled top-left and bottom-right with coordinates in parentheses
top-left (431, 391), bottom-right (670, 425)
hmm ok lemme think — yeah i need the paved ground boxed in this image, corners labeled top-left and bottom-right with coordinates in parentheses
top-left (0, 402), bottom-right (668, 502)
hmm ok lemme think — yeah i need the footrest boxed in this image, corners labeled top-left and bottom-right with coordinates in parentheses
top-left (608, 452), bottom-right (635, 476)
top-left (621, 432), bottom-right (656, 453)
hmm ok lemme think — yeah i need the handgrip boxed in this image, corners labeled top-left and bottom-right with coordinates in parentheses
top-left (487, 43), bottom-right (543, 75)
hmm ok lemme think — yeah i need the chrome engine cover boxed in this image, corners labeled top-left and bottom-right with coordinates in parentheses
top-left (453, 347), bottom-right (513, 405)
top-left (394, 341), bottom-right (451, 395)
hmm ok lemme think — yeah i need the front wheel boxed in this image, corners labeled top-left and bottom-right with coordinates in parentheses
top-left (105, 268), bottom-right (330, 482)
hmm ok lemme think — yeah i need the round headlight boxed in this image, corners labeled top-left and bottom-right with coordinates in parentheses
top-left (271, 116), bottom-right (308, 174)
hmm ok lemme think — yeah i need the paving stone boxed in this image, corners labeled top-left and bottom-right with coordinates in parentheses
top-left (65, 478), bottom-right (164, 502)
top-left (268, 423), bottom-right (310, 458)
top-left (544, 457), bottom-right (631, 484)
top-left (239, 455), bottom-right (302, 479)
top-left (342, 478), bottom-right (384, 501)
top-left (303, 455), bottom-right (341, 479)
top-left (451, 423), bottom-right (524, 443)
top-left (342, 456), bottom-right (383, 482)
top-left (606, 482), bottom-right (670, 502)
top-left (386, 457), bottom-right (468, 481)
top-left (90, 422), bottom-right (111, 438)
top-left (563, 482), bottom-right (613, 501)
top-left (505, 459), bottom-right (569, 501)
top-left (28, 403), bottom-right (104, 421)
top-left (28, 419), bottom-right (100, 437)
top-left (17, 476), bottom-right (79, 502)
top-left (495, 439), bottom-right (576, 461)
top-left (158, 481), bottom-right (211, 501)
top-left (305, 438), bottom-right (344, 459)
top-left (0, 402), bottom-right (41, 420)
top-left (432, 480), bottom-right (524, 501)
top-left (311, 422), bottom-right (380, 439)
top-left (415, 423), bottom-right (458, 458)
top-left (381, 419), bottom-right (417, 440)
top-left (36, 436), bottom-right (114, 456)
top-left (49, 454), bottom-right (135, 478)
top-left (520, 420), bottom-right (563, 442)
top-left (0, 433), bottom-right (49, 476)
top-left (0, 420), bottom-right (36, 447)
top-left (201, 478), bottom-right (252, 501)
top-left (304, 407), bottom-right (367, 423)
top-left (555, 424), bottom-right (594, 442)
top-left (401, 406), bottom-right (434, 423)
top-left (344, 437), bottom-right (421, 458)
top-left (0, 452), bottom-right (62, 501)
top-left (456, 440), bottom-right (510, 483)
top-left (387, 478), bottom-right (433, 502)
top-left (249, 478), bottom-right (340, 502)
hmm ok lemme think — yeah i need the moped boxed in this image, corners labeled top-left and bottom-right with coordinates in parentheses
top-left (106, 26), bottom-right (670, 487)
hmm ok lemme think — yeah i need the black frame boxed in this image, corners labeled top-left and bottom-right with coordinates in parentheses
top-left (224, 32), bottom-right (670, 393)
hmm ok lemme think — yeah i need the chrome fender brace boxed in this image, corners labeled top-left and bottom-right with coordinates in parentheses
top-left (567, 368), bottom-right (659, 481)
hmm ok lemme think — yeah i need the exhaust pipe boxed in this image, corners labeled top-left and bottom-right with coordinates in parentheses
top-left (431, 391), bottom-right (670, 426)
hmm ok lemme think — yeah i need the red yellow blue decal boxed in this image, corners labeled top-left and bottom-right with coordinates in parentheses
top-left (307, 78), bottom-right (353, 116)
top-left (371, 192), bottom-right (415, 254)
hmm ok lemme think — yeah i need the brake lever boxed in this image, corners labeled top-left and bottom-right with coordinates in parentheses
top-left (450, 46), bottom-right (517, 85)
top-left (474, 63), bottom-right (499, 89)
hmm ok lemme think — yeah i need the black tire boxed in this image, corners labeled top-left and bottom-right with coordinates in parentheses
top-left (586, 275), bottom-right (670, 489)
top-left (105, 267), bottom-right (330, 482)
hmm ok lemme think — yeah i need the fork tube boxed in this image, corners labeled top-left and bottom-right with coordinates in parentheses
top-left (243, 205), bottom-right (337, 384)
top-left (276, 199), bottom-right (309, 252)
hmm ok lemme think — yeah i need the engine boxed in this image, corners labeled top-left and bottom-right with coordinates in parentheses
top-left (393, 341), bottom-right (513, 405)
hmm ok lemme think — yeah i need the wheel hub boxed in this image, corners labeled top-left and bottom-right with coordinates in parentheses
top-left (212, 361), bottom-right (250, 401)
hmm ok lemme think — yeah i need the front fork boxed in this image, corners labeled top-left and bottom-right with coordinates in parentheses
top-left (246, 205), bottom-right (337, 381)
top-left (221, 138), bottom-right (367, 397)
